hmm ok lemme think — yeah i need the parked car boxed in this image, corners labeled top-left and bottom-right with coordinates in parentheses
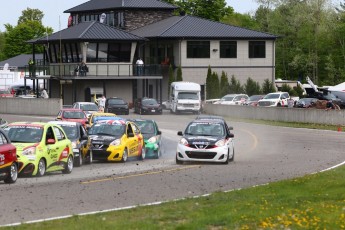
top-left (72, 102), bottom-right (100, 118)
top-left (88, 119), bottom-right (145, 162)
top-left (295, 98), bottom-right (319, 108)
top-left (3, 122), bottom-right (73, 177)
top-left (105, 97), bottom-right (129, 115)
top-left (55, 108), bottom-right (89, 127)
top-left (214, 94), bottom-right (249, 105)
top-left (176, 116), bottom-right (235, 164)
top-left (258, 92), bottom-right (290, 107)
top-left (0, 89), bottom-right (14, 98)
top-left (134, 98), bottom-right (162, 115)
top-left (0, 128), bottom-right (18, 183)
top-left (129, 119), bottom-right (162, 159)
top-left (49, 121), bottom-right (91, 167)
top-left (244, 95), bottom-right (265, 106)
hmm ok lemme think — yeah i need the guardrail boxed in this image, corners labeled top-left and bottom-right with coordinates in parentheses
top-left (203, 104), bottom-right (345, 126)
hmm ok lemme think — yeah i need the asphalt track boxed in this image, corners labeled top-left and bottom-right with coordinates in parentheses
top-left (0, 111), bottom-right (344, 226)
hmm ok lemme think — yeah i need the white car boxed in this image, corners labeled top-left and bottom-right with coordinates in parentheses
top-left (176, 117), bottom-right (235, 164)
top-left (72, 102), bottom-right (99, 118)
top-left (257, 92), bottom-right (290, 107)
top-left (214, 94), bottom-right (249, 105)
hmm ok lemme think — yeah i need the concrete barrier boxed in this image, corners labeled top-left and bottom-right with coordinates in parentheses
top-left (0, 98), bottom-right (62, 116)
top-left (203, 104), bottom-right (345, 126)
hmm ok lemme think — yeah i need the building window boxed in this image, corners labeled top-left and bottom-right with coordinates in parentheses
top-left (187, 41), bottom-right (210, 58)
top-left (249, 41), bottom-right (266, 58)
top-left (108, 43), bottom-right (131, 62)
top-left (87, 43), bottom-right (98, 62)
top-left (220, 41), bottom-right (237, 58)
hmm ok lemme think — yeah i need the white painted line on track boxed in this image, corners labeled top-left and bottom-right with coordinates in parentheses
top-left (2, 160), bottom-right (344, 227)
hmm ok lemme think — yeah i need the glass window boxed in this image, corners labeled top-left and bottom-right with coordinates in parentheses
top-left (249, 41), bottom-right (266, 58)
top-left (0, 133), bottom-right (7, 145)
top-left (187, 41), bottom-right (210, 58)
top-left (87, 43), bottom-right (97, 62)
top-left (53, 127), bottom-right (66, 141)
top-left (98, 43), bottom-right (108, 62)
top-left (220, 41), bottom-right (237, 58)
top-left (108, 43), bottom-right (131, 62)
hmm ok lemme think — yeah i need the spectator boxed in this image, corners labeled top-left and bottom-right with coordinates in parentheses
top-left (288, 97), bottom-right (294, 108)
top-left (99, 95), bottom-right (106, 112)
top-left (136, 58), bottom-right (144, 76)
top-left (79, 62), bottom-right (88, 76)
top-left (28, 58), bottom-right (34, 77)
top-left (325, 100), bottom-right (336, 110)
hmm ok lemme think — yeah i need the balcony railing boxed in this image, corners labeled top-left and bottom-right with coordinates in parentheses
top-left (25, 63), bottom-right (167, 77)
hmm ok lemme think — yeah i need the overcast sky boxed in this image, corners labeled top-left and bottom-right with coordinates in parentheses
top-left (0, 0), bottom-right (339, 32)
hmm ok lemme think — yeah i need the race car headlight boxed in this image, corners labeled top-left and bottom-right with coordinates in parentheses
top-left (22, 146), bottom-right (36, 156)
top-left (148, 136), bottom-right (157, 143)
top-left (215, 139), bottom-right (226, 147)
top-left (110, 139), bottom-right (121, 146)
top-left (179, 138), bottom-right (188, 146)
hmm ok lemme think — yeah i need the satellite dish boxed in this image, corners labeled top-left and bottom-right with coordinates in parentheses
top-left (100, 13), bottom-right (106, 23)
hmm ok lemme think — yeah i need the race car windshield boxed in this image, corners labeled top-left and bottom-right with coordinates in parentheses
top-left (89, 124), bottom-right (125, 136)
top-left (81, 104), bottom-right (99, 111)
top-left (6, 126), bottom-right (43, 143)
top-left (177, 92), bottom-right (198, 100)
top-left (133, 121), bottom-right (155, 134)
top-left (185, 123), bottom-right (224, 136)
top-left (59, 125), bottom-right (78, 139)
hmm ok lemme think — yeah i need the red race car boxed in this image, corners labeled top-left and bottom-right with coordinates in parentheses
top-left (0, 128), bottom-right (18, 184)
top-left (56, 108), bottom-right (89, 127)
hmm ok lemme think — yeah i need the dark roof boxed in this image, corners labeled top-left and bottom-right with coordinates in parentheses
top-left (131, 15), bottom-right (278, 40)
top-left (0, 54), bottom-right (43, 68)
top-left (30, 21), bottom-right (146, 44)
top-left (64, 0), bottom-right (178, 13)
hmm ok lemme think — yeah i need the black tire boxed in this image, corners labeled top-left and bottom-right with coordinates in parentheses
top-left (37, 158), bottom-right (46, 177)
top-left (176, 154), bottom-right (183, 164)
top-left (277, 103), bottom-right (282, 107)
top-left (139, 147), bottom-right (146, 160)
top-left (229, 148), bottom-right (235, 162)
top-left (4, 163), bottom-right (18, 183)
top-left (63, 155), bottom-right (73, 174)
top-left (74, 150), bottom-right (83, 167)
top-left (222, 151), bottom-right (229, 165)
top-left (121, 148), bottom-right (128, 162)
top-left (86, 151), bottom-right (93, 164)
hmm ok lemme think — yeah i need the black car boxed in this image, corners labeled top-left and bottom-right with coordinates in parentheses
top-left (134, 98), bottom-right (162, 115)
top-left (105, 97), bottom-right (129, 115)
top-left (294, 98), bottom-right (318, 108)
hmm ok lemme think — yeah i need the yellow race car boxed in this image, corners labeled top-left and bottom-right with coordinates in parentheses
top-left (88, 119), bottom-right (145, 162)
top-left (4, 122), bottom-right (74, 177)
top-left (88, 112), bottom-right (116, 127)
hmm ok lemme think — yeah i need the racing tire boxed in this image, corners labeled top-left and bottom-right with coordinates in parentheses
top-left (139, 147), bottom-right (146, 161)
top-left (37, 158), bottom-right (46, 177)
top-left (74, 150), bottom-right (83, 167)
top-left (4, 163), bottom-right (18, 184)
top-left (86, 151), bottom-right (93, 164)
top-left (63, 155), bottom-right (73, 174)
top-left (229, 149), bottom-right (235, 162)
top-left (176, 154), bottom-right (183, 165)
top-left (277, 103), bottom-right (282, 107)
top-left (121, 148), bottom-right (128, 162)
top-left (222, 151), bottom-right (230, 165)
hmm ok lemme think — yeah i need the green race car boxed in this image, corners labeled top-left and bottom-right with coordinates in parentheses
top-left (129, 119), bottom-right (162, 159)
top-left (4, 122), bottom-right (74, 177)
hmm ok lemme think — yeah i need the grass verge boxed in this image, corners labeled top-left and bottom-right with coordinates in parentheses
top-left (6, 165), bottom-right (345, 229)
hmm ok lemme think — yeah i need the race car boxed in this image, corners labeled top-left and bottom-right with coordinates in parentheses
top-left (88, 119), bottom-right (145, 162)
top-left (129, 119), bottom-right (162, 159)
top-left (4, 122), bottom-right (73, 177)
top-left (0, 128), bottom-right (18, 183)
top-left (49, 121), bottom-right (91, 167)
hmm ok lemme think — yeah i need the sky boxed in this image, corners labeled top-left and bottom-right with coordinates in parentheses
top-left (0, 0), bottom-right (259, 32)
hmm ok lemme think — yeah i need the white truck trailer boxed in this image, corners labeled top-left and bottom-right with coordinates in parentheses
top-left (169, 82), bottom-right (201, 114)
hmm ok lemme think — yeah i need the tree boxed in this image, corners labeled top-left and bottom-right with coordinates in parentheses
top-left (206, 66), bottom-right (212, 99)
top-left (261, 79), bottom-right (276, 94)
top-left (244, 77), bottom-right (261, 96)
top-left (219, 71), bottom-right (230, 97)
top-left (211, 71), bottom-right (220, 98)
top-left (18, 8), bottom-right (44, 24)
top-left (229, 75), bottom-right (243, 93)
top-left (176, 65), bottom-right (183, 81)
top-left (168, 64), bottom-right (175, 96)
top-left (176, 0), bottom-right (233, 21)
top-left (0, 32), bottom-right (5, 61)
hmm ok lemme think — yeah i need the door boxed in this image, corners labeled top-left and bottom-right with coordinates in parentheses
top-left (126, 123), bottom-right (139, 156)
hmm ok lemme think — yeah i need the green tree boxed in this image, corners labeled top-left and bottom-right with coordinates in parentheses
top-left (211, 71), bottom-right (220, 98)
top-left (229, 75), bottom-right (243, 93)
top-left (176, 65), bottom-right (183, 81)
top-left (219, 71), bottom-right (230, 97)
top-left (18, 8), bottom-right (44, 24)
top-left (261, 79), bottom-right (276, 94)
top-left (206, 66), bottom-right (212, 99)
top-left (244, 77), bottom-right (261, 96)
top-left (0, 32), bottom-right (5, 61)
top-left (168, 64), bottom-right (175, 96)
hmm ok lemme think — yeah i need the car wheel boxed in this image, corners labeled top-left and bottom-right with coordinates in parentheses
top-left (121, 148), bottom-right (128, 162)
top-left (229, 148), bottom-right (235, 162)
top-left (176, 154), bottom-right (183, 164)
top-left (4, 163), bottom-right (18, 184)
top-left (222, 151), bottom-right (230, 165)
top-left (277, 103), bottom-right (282, 107)
top-left (86, 151), bottom-right (93, 164)
top-left (140, 147), bottom-right (146, 160)
top-left (74, 150), bottom-right (83, 167)
top-left (63, 155), bottom-right (73, 174)
top-left (37, 158), bottom-right (46, 177)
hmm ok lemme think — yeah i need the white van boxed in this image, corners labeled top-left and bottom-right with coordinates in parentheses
top-left (169, 82), bottom-right (201, 114)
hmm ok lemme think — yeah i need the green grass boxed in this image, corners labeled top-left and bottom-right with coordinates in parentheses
top-left (6, 166), bottom-right (345, 229)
